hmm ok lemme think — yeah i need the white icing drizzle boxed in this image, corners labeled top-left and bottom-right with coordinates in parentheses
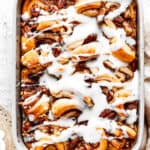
top-left (126, 109), bottom-right (137, 124)
top-left (23, 92), bottom-right (41, 105)
top-left (44, 118), bottom-right (76, 127)
top-left (126, 36), bottom-right (136, 46)
top-left (22, 12), bottom-right (30, 21)
top-left (48, 111), bottom-right (54, 120)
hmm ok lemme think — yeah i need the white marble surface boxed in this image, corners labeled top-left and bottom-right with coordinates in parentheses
top-left (0, 0), bottom-right (13, 111)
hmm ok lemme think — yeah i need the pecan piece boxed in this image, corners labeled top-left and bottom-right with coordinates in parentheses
top-left (124, 101), bottom-right (138, 110)
top-left (114, 16), bottom-right (124, 27)
top-left (101, 86), bottom-right (114, 103)
top-left (129, 58), bottom-right (138, 72)
top-left (21, 25), bottom-right (31, 35)
top-left (83, 34), bottom-right (97, 44)
top-left (115, 72), bottom-right (126, 82)
top-left (115, 66), bottom-right (134, 82)
top-left (103, 60), bottom-right (116, 71)
top-left (119, 66), bottom-right (134, 80)
top-left (83, 96), bottom-right (94, 108)
top-left (84, 76), bottom-right (95, 83)
top-left (52, 46), bottom-right (61, 57)
top-left (30, 4), bottom-right (40, 17)
top-left (36, 33), bottom-right (62, 45)
top-left (57, 0), bottom-right (66, 9)
top-left (63, 110), bottom-right (80, 118)
top-left (74, 62), bottom-right (90, 73)
top-left (100, 109), bottom-right (117, 119)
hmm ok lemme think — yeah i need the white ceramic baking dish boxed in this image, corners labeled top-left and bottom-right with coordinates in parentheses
top-left (12, 0), bottom-right (145, 149)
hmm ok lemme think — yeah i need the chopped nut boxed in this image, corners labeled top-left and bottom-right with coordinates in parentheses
top-left (100, 109), bottom-right (117, 119)
top-left (84, 76), bottom-right (95, 83)
top-left (31, 4), bottom-right (40, 17)
top-left (119, 66), bottom-right (134, 81)
top-left (129, 58), bottom-right (138, 72)
top-left (83, 34), bottom-right (97, 45)
top-left (125, 101), bottom-right (138, 110)
top-left (57, 0), bottom-right (66, 9)
top-left (52, 46), bottom-right (61, 57)
top-left (74, 62), bottom-right (90, 73)
top-left (101, 86), bottom-right (114, 103)
top-left (21, 25), bottom-right (31, 35)
top-left (36, 33), bottom-right (61, 44)
top-left (83, 96), bottom-right (94, 108)
top-left (114, 16), bottom-right (124, 27)
top-left (115, 71), bottom-right (126, 82)
top-left (63, 110), bottom-right (80, 118)
top-left (103, 60), bottom-right (116, 71)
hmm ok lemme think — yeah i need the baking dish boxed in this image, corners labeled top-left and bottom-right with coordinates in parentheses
top-left (12, 0), bottom-right (144, 149)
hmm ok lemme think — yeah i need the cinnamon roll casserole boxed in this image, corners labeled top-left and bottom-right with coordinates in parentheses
top-left (20, 0), bottom-right (138, 149)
